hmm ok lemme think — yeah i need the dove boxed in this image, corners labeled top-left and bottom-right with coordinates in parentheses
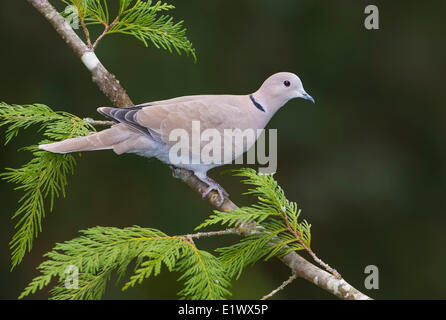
top-left (39, 72), bottom-right (314, 206)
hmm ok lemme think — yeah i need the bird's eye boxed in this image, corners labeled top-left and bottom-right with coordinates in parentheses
top-left (283, 80), bottom-right (291, 87)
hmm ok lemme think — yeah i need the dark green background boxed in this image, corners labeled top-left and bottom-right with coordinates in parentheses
top-left (1, 0), bottom-right (445, 299)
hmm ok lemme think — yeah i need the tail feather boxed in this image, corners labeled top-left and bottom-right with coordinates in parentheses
top-left (39, 125), bottom-right (133, 154)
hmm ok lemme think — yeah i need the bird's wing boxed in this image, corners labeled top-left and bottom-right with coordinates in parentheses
top-left (136, 99), bottom-right (244, 147)
top-left (97, 96), bottom-right (257, 162)
top-left (133, 95), bottom-right (214, 108)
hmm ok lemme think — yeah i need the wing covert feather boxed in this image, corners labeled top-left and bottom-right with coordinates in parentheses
top-left (135, 100), bottom-right (242, 146)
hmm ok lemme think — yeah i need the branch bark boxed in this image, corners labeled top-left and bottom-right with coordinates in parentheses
top-left (28, 0), bottom-right (372, 300)
top-left (27, 0), bottom-right (133, 108)
top-left (83, 117), bottom-right (115, 126)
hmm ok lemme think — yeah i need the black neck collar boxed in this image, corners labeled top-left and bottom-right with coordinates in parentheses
top-left (249, 94), bottom-right (266, 112)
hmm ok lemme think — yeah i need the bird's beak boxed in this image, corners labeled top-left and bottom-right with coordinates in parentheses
top-left (300, 90), bottom-right (315, 104)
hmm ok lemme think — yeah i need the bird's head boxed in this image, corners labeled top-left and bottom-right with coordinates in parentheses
top-left (255, 72), bottom-right (314, 113)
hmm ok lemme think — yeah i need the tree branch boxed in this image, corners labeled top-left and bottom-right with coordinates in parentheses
top-left (280, 252), bottom-right (370, 300)
top-left (28, 0), bottom-right (372, 300)
top-left (27, 0), bottom-right (133, 108)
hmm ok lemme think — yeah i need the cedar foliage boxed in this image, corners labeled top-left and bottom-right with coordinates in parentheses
top-left (61, 0), bottom-right (196, 58)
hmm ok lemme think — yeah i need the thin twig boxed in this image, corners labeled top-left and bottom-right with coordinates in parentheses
top-left (92, 17), bottom-right (118, 50)
top-left (261, 273), bottom-right (298, 300)
top-left (282, 211), bottom-right (341, 279)
top-left (186, 229), bottom-right (239, 240)
top-left (83, 118), bottom-right (115, 126)
top-left (183, 229), bottom-right (238, 245)
top-left (79, 14), bottom-right (92, 48)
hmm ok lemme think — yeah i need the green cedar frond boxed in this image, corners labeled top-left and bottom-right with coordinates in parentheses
top-left (0, 102), bottom-right (94, 269)
top-left (196, 168), bottom-right (313, 279)
top-left (61, 0), bottom-right (196, 59)
top-left (19, 226), bottom-right (231, 300)
top-left (176, 245), bottom-right (232, 300)
top-left (217, 231), bottom-right (281, 280)
top-left (122, 238), bottom-right (185, 289)
top-left (195, 207), bottom-right (279, 231)
top-left (50, 270), bottom-right (112, 300)
top-left (85, 0), bottom-right (110, 25)
top-left (109, 1), bottom-right (195, 59)
top-left (233, 168), bottom-right (289, 211)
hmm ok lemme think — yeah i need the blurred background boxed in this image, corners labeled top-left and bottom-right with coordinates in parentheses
top-left (1, 0), bottom-right (445, 299)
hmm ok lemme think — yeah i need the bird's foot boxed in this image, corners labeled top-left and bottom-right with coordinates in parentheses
top-left (199, 176), bottom-right (229, 207)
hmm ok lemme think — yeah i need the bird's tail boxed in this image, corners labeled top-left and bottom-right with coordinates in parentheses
top-left (39, 124), bottom-right (132, 154)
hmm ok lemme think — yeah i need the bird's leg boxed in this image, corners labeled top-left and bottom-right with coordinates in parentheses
top-left (195, 173), bottom-right (229, 206)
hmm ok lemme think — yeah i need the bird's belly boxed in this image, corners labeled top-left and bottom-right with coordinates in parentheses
top-left (131, 126), bottom-right (259, 172)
